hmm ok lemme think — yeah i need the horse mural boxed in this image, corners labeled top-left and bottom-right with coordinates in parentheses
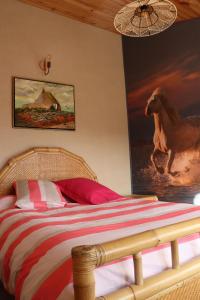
top-left (145, 88), bottom-right (200, 177)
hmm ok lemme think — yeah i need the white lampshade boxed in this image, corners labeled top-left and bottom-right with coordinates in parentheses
top-left (193, 193), bottom-right (200, 205)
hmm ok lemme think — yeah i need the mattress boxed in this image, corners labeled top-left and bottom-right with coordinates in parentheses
top-left (0, 197), bottom-right (200, 300)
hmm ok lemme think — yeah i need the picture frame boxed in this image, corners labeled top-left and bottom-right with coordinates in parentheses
top-left (13, 77), bottom-right (75, 130)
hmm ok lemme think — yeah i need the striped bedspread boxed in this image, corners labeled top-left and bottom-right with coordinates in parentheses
top-left (0, 197), bottom-right (200, 300)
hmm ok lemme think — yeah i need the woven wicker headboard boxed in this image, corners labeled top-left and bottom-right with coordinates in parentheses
top-left (0, 147), bottom-right (97, 196)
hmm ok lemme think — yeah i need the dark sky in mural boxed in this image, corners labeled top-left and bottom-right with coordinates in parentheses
top-left (123, 19), bottom-right (200, 145)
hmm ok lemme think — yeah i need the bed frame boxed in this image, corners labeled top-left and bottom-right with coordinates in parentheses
top-left (0, 147), bottom-right (200, 300)
top-left (0, 147), bottom-right (97, 196)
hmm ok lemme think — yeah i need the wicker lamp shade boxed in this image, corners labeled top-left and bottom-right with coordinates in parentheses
top-left (114, 0), bottom-right (177, 37)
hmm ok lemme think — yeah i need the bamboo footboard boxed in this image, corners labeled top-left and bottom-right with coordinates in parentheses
top-left (72, 217), bottom-right (200, 300)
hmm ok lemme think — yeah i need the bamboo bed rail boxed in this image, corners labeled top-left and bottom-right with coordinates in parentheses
top-left (72, 217), bottom-right (200, 300)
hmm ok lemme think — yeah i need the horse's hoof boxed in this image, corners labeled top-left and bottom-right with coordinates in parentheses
top-left (185, 167), bottom-right (190, 173)
top-left (170, 171), bottom-right (180, 177)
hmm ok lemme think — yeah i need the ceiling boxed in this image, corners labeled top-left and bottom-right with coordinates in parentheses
top-left (18, 0), bottom-right (200, 33)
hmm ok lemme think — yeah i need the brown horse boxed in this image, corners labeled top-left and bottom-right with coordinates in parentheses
top-left (145, 88), bottom-right (200, 176)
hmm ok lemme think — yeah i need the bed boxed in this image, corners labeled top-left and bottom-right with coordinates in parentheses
top-left (0, 147), bottom-right (200, 300)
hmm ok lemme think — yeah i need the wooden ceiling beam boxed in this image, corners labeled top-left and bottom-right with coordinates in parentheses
top-left (18, 0), bottom-right (200, 33)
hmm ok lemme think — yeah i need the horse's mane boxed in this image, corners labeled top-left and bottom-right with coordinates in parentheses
top-left (154, 88), bottom-right (180, 124)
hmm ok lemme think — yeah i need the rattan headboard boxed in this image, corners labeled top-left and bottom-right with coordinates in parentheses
top-left (0, 147), bottom-right (97, 196)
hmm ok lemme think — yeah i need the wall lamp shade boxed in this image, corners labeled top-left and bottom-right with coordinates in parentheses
top-left (114, 0), bottom-right (177, 37)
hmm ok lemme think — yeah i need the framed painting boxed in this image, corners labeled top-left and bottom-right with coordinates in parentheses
top-left (13, 77), bottom-right (75, 130)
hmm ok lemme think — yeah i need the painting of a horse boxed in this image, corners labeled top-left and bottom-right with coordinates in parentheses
top-left (145, 88), bottom-right (200, 176)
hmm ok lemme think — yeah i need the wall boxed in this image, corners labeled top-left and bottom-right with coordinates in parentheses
top-left (123, 19), bottom-right (200, 203)
top-left (0, 0), bottom-right (131, 194)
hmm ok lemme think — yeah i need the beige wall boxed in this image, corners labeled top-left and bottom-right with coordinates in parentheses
top-left (0, 0), bottom-right (131, 194)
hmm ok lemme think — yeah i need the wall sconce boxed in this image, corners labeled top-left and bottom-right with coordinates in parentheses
top-left (39, 55), bottom-right (52, 76)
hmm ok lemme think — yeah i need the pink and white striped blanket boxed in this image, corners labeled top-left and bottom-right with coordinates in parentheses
top-left (0, 197), bottom-right (200, 300)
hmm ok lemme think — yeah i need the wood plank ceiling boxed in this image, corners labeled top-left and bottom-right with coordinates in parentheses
top-left (18, 0), bottom-right (200, 33)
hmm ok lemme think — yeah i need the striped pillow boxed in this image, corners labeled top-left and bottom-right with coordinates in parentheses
top-left (15, 180), bottom-right (65, 209)
top-left (0, 195), bottom-right (16, 211)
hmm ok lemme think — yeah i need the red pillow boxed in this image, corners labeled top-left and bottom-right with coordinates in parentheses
top-left (55, 178), bottom-right (123, 205)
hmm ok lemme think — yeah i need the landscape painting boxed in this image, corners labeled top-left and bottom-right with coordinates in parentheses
top-left (123, 19), bottom-right (200, 204)
top-left (13, 77), bottom-right (75, 130)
